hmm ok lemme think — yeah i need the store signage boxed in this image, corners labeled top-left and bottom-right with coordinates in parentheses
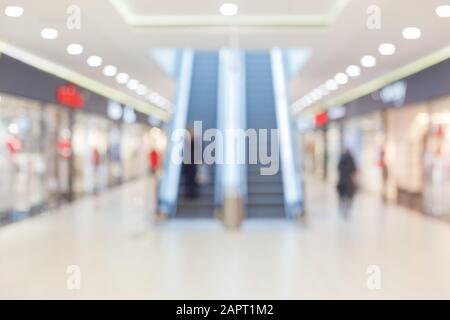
top-left (378, 81), bottom-right (407, 107)
top-left (123, 106), bottom-right (136, 124)
top-left (328, 105), bottom-right (346, 120)
top-left (148, 116), bottom-right (161, 127)
top-left (315, 111), bottom-right (328, 127)
top-left (56, 84), bottom-right (84, 109)
top-left (107, 101), bottom-right (123, 120)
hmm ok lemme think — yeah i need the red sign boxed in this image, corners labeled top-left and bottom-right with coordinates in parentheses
top-left (56, 84), bottom-right (84, 108)
top-left (315, 111), bottom-right (328, 127)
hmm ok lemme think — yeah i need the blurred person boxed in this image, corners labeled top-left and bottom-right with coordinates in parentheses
top-left (183, 127), bottom-right (198, 198)
top-left (149, 149), bottom-right (160, 175)
top-left (378, 145), bottom-right (389, 202)
top-left (92, 147), bottom-right (101, 194)
top-left (337, 148), bottom-right (357, 218)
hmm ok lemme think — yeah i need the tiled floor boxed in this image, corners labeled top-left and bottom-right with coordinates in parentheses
top-left (1, 176), bottom-right (450, 299)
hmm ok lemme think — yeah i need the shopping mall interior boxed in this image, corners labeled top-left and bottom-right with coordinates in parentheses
top-left (1, 0), bottom-right (450, 300)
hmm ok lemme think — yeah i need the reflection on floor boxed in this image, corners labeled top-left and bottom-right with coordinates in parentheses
top-left (1, 176), bottom-right (450, 299)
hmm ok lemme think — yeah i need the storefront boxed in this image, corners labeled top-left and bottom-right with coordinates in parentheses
top-left (423, 96), bottom-right (450, 219)
top-left (317, 55), bottom-right (450, 219)
top-left (0, 93), bottom-right (76, 222)
top-left (72, 112), bottom-right (115, 196)
top-left (0, 54), bottom-right (166, 224)
top-left (121, 123), bottom-right (150, 182)
top-left (384, 103), bottom-right (428, 210)
top-left (325, 122), bottom-right (341, 185)
top-left (342, 112), bottom-right (385, 196)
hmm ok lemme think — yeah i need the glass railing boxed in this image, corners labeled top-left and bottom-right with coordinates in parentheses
top-left (158, 49), bottom-right (194, 217)
top-left (271, 48), bottom-right (305, 218)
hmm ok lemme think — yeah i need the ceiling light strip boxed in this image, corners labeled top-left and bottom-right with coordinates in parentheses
top-left (0, 39), bottom-right (169, 121)
top-left (110, 0), bottom-right (350, 27)
top-left (324, 44), bottom-right (450, 110)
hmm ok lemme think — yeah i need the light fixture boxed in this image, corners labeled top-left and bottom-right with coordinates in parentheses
top-left (220, 3), bottom-right (238, 16)
top-left (136, 84), bottom-right (148, 95)
top-left (311, 90), bottom-right (322, 100)
top-left (4, 6), bottom-right (23, 17)
top-left (328, 105), bottom-right (346, 120)
top-left (87, 56), bottom-right (103, 67)
top-left (41, 28), bottom-right (58, 40)
top-left (123, 106), bottom-right (136, 124)
top-left (304, 96), bottom-right (313, 105)
top-left (66, 43), bottom-right (83, 55)
top-left (402, 27), bottom-right (421, 40)
top-left (360, 55), bottom-right (376, 68)
top-left (116, 72), bottom-right (129, 84)
top-left (148, 91), bottom-right (161, 104)
top-left (127, 79), bottom-right (139, 90)
top-left (107, 101), bottom-right (123, 121)
top-left (346, 65), bottom-right (361, 77)
top-left (103, 65), bottom-right (117, 77)
top-left (8, 123), bottom-right (19, 134)
top-left (326, 79), bottom-right (338, 91)
top-left (319, 85), bottom-right (329, 96)
top-left (378, 43), bottom-right (396, 55)
top-left (436, 5), bottom-right (450, 18)
top-left (334, 72), bottom-right (348, 85)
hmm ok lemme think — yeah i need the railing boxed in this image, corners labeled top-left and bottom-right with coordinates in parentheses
top-left (158, 49), bottom-right (194, 217)
top-left (271, 48), bottom-right (305, 218)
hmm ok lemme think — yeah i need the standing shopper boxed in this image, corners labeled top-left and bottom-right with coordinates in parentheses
top-left (337, 148), bottom-right (357, 218)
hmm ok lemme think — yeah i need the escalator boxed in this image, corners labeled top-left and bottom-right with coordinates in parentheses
top-left (245, 52), bottom-right (285, 218)
top-left (176, 52), bottom-right (219, 218)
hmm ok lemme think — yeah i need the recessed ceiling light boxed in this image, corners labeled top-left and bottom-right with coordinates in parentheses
top-left (346, 65), bottom-right (361, 77)
top-left (402, 27), bottom-right (421, 40)
top-left (360, 55), bottom-right (376, 68)
top-left (436, 5), bottom-right (450, 18)
top-left (116, 72), bottom-right (129, 84)
top-left (87, 56), bottom-right (103, 67)
top-left (326, 79), bottom-right (338, 91)
top-left (136, 84), bottom-right (148, 95)
top-left (148, 92), bottom-right (161, 104)
top-left (304, 96), bottom-right (313, 105)
top-left (319, 85), bottom-right (329, 96)
top-left (311, 90), bottom-right (322, 100)
top-left (127, 79), bottom-right (139, 90)
top-left (220, 3), bottom-right (238, 16)
top-left (103, 65), bottom-right (117, 77)
top-left (66, 43), bottom-right (83, 55)
top-left (378, 43), bottom-right (396, 55)
top-left (4, 6), bottom-right (23, 17)
top-left (334, 72), bottom-right (348, 85)
top-left (41, 28), bottom-right (58, 40)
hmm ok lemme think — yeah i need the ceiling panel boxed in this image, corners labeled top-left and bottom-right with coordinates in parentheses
top-left (126, 0), bottom-right (337, 15)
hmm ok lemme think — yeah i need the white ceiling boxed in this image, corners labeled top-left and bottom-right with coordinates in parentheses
top-left (0, 0), bottom-right (449, 117)
top-left (126, 0), bottom-right (336, 16)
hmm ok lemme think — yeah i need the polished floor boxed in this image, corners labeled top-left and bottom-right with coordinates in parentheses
top-left (1, 176), bottom-right (450, 299)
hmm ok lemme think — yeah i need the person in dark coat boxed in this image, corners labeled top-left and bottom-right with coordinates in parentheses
top-left (337, 148), bottom-right (357, 217)
top-left (183, 128), bottom-right (198, 198)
